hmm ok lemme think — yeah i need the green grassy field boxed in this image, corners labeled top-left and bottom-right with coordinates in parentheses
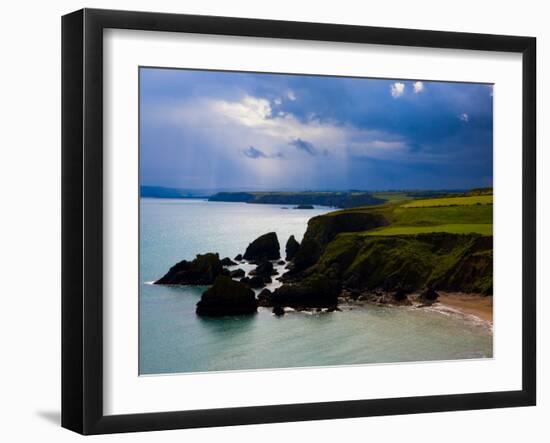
top-left (371, 192), bottom-right (411, 203)
top-left (402, 195), bottom-right (493, 208)
top-left (293, 188), bottom-right (494, 294)
top-left (363, 224), bottom-right (493, 236)
top-left (322, 190), bottom-right (493, 238)
top-left (391, 204), bottom-right (493, 226)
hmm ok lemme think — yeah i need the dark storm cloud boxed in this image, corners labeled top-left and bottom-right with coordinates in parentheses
top-left (139, 67), bottom-right (493, 190)
top-left (243, 146), bottom-right (268, 159)
top-left (289, 138), bottom-right (317, 156)
top-left (242, 146), bottom-right (283, 159)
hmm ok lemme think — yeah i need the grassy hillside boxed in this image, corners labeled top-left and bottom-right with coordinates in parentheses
top-left (371, 192), bottom-right (411, 203)
top-left (310, 233), bottom-right (492, 294)
top-left (402, 195), bottom-right (493, 208)
top-left (327, 193), bottom-right (493, 232)
top-left (364, 224), bottom-right (492, 236)
top-left (285, 190), bottom-right (493, 295)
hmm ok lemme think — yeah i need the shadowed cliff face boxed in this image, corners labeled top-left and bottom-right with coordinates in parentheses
top-left (305, 232), bottom-right (493, 295)
top-left (291, 212), bottom-right (390, 273)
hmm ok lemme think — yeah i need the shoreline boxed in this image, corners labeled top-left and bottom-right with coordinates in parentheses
top-left (435, 292), bottom-right (493, 323)
top-left (337, 290), bottom-right (493, 330)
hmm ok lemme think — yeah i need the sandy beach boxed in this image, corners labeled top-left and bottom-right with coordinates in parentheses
top-left (436, 292), bottom-right (493, 323)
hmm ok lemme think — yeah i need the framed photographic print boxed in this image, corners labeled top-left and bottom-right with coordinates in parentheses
top-left (61, 8), bottom-right (536, 435)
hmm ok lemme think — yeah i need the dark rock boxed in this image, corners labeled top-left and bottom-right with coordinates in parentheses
top-left (271, 274), bottom-right (340, 308)
top-left (340, 289), bottom-right (361, 301)
top-left (196, 276), bottom-right (258, 317)
top-left (285, 235), bottom-right (300, 261)
top-left (390, 288), bottom-right (412, 305)
top-left (277, 260), bottom-right (285, 265)
top-left (393, 288), bottom-right (409, 302)
top-left (294, 204), bottom-right (314, 209)
top-left (257, 288), bottom-right (273, 306)
top-left (243, 232), bottom-right (280, 261)
top-left (361, 289), bottom-right (411, 306)
top-left (241, 275), bottom-right (266, 289)
top-left (230, 268), bottom-right (245, 278)
top-left (290, 238), bottom-right (322, 273)
top-left (221, 257), bottom-right (237, 266)
top-left (377, 294), bottom-right (391, 304)
top-left (155, 253), bottom-right (223, 285)
top-left (358, 293), bottom-right (377, 302)
top-left (419, 287), bottom-right (440, 302)
top-left (250, 261), bottom-right (276, 277)
top-left (326, 305), bottom-right (341, 313)
top-left (234, 254), bottom-right (243, 261)
top-left (272, 306), bottom-right (285, 316)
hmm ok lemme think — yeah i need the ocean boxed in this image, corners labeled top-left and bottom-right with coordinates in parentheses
top-left (139, 198), bottom-right (493, 375)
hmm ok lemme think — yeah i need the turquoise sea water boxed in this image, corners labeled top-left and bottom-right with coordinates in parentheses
top-left (139, 198), bottom-right (493, 375)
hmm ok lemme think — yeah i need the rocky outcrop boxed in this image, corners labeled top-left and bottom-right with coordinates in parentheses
top-left (272, 306), bottom-right (285, 316)
top-left (285, 235), bottom-right (300, 261)
top-left (288, 238), bottom-right (323, 274)
top-left (269, 274), bottom-right (340, 309)
top-left (341, 289), bottom-right (411, 306)
top-left (221, 257), bottom-right (237, 266)
top-left (230, 268), bottom-right (245, 278)
top-left (243, 232), bottom-right (280, 262)
top-left (240, 276), bottom-right (268, 289)
top-left (250, 261), bottom-right (276, 278)
top-left (196, 276), bottom-right (258, 316)
top-left (234, 254), bottom-right (243, 261)
top-left (257, 288), bottom-right (273, 306)
top-left (419, 287), bottom-right (439, 303)
top-left (393, 288), bottom-right (409, 302)
top-left (294, 205), bottom-right (314, 209)
top-left (383, 289), bottom-right (412, 306)
top-left (155, 253), bottom-right (223, 285)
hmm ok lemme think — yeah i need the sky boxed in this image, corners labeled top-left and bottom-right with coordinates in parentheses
top-left (140, 68), bottom-right (493, 191)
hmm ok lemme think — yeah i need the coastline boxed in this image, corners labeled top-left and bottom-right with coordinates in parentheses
top-left (147, 196), bottom-right (493, 329)
top-left (337, 290), bottom-right (493, 331)
top-left (436, 292), bottom-right (493, 323)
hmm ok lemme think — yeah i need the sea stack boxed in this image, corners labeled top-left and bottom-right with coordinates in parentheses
top-left (243, 232), bottom-right (280, 261)
top-left (285, 235), bottom-right (300, 261)
top-left (196, 276), bottom-right (258, 316)
top-left (155, 253), bottom-right (223, 285)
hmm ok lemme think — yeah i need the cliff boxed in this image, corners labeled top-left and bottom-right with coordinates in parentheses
top-left (280, 194), bottom-right (494, 301)
top-left (306, 232), bottom-right (493, 294)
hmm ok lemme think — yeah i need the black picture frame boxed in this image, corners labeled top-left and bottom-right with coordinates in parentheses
top-left (62, 8), bottom-right (536, 435)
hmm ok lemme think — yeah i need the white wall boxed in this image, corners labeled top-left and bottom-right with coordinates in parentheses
top-left (0, 0), bottom-right (546, 441)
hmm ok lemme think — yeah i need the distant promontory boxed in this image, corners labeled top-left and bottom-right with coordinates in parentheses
top-left (208, 191), bottom-right (385, 209)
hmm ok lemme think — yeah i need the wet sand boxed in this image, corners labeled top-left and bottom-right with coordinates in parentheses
top-left (437, 292), bottom-right (493, 323)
